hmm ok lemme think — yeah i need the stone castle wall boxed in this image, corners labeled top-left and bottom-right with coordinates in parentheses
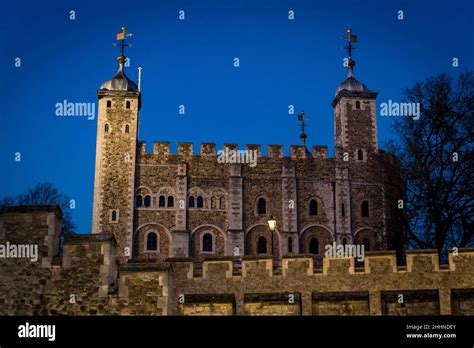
top-left (132, 141), bottom-right (404, 261)
top-left (0, 206), bottom-right (473, 316)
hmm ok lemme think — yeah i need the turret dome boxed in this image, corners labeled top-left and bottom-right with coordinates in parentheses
top-left (99, 54), bottom-right (138, 92)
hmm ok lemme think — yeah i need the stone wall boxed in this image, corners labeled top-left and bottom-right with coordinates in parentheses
top-left (0, 207), bottom-right (169, 316)
top-left (170, 250), bottom-right (474, 316)
top-left (1, 206), bottom-right (472, 316)
top-left (132, 141), bottom-right (404, 260)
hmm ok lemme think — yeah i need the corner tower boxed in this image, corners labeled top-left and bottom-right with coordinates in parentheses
top-left (331, 29), bottom-right (380, 246)
top-left (333, 29), bottom-right (378, 161)
top-left (92, 26), bottom-right (140, 262)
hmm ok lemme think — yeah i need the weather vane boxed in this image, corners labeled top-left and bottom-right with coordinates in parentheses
top-left (344, 28), bottom-right (357, 59)
top-left (297, 110), bottom-right (308, 147)
top-left (114, 24), bottom-right (133, 56)
top-left (342, 28), bottom-right (358, 74)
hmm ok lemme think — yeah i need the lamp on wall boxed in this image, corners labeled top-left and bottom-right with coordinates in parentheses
top-left (267, 215), bottom-right (277, 231)
top-left (267, 215), bottom-right (276, 256)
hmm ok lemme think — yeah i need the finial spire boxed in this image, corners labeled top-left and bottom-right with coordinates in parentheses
top-left (344, 28), bottom-right (358, 77)
top-left (297, 110), bottom-right (308, 147)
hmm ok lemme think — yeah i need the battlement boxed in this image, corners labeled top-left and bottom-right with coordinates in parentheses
top-left (170, 250), bottom-right (474, 315)
top-left (171, 249), bottom-right (474, 279)
top-left (1, 206), bottom-right (473, 316)
top-left (137, 140), bottom-right (332, 160)
top-left (2, 205), bottom-right (471, 279)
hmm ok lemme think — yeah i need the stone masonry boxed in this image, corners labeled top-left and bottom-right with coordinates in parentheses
top-left (91, 51), bottom-right (406, 266)
top-left (2, 47), bottom-right (465, 317)
top-left (0, 206), bottom-right (473, 316)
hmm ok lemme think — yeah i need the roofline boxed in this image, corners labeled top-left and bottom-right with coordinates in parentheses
top-left (0, 205), bottom-right (63, 217)
top-left (332, 90), bottom-right (378, 107)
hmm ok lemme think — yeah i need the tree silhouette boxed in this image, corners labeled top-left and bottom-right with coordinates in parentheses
top-left (387, 73), bottom-right (473, 255)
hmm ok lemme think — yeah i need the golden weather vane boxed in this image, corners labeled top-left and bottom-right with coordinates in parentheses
top-left (114, 24), bottom-right (133, 56)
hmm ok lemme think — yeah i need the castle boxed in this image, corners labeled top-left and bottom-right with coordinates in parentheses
top-left (1, 30), bottom-right (473, 316)
top-left (91, 29), bottom-right (406, 265)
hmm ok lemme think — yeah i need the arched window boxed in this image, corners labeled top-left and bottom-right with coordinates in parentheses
top-left (104, 124), bottom-right (109, 134)
top-left (355, 100), bottom-right (361, 109)
top-left (361, 201), bottom-right (369, 217)
top-left (126, 101), bottom-right (131, 109)
top-left (257, 236), bottom-right (267, 254)
top-left (146, 232), bottom-right (158, 251)
top-left (111, 210), bottom-right (117, 221)
top-left (219, 196), bottom-right (226, 209)
top-left (362, 238), bottom-right (371, 251)
top-left (342, 238), bottom-right (347, 246)
top-left (106, 100), bottom-right (112, 108)
top-left (197, 196), bottom-right (204, 208)
top-left (309, 199), bottom-right (318, 216)
top-left (257, 197), bottom-right (266, 215)
top-left (309, 237), bottom-right (319, 254)
top-left (188, 196), bottom-right (195, 208)
top-left (341, 203), bottom-right (345, 217)
top-left (167, 196), bottom-right (174, 208)
top-left (358, 149), bottom-right (364, 161)
top-left (125, 124), bottom-right (130, 133)
top-left (144, 195), bottom-right (151, 207)
top-left (288, 236), bottom-right (293, 253)
top-left (159, 196), bottom-right (165, 208)
top-left (202, 233), bottom-right (213, 252)
top-left (135, 195), bottom-right (143, 207)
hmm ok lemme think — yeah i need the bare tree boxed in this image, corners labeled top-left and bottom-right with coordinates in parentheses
top-left (387, 73), bottom-right (473, 255)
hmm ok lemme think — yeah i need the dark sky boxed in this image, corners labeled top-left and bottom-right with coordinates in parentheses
top-left (2, 0), bottom-right (473, 233)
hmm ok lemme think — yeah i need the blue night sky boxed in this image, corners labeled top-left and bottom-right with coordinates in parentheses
top-left (2, 0), bottom-right (473, 233)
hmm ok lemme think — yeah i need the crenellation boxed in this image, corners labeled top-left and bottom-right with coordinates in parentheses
top-left (200, 143), bottom-right (216, 156)
top-left (169, 249), bottom-right (474, 279)
top-left (223, 143), bottom-right (238, 152)
top-left (448, 249), bottom-right (474, 273)
top-left (242, 257), bottom-right (273, 278)
top-left (282, 256), bottom-right (313, 276)
top-left (290, 145), bottom-right (308, 159)
top-left (245, 144), bottom-right (261, 157)
top-left (406, 249), bottom-right (439, 273)
top-left (178, 142), bottom-right (193, 158)
top-left (133, 141), bottom-right (339, 162)
top-left (153, 141), bottom-right (171, 156)
top-left (312, 145), bottom-right (328, 159)
top-left (268, 144), bottom-right (283, 159)
top-left (364, 251), bottom-right (397, 274)
top-left (323, 256), bottom-right (355, 275)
